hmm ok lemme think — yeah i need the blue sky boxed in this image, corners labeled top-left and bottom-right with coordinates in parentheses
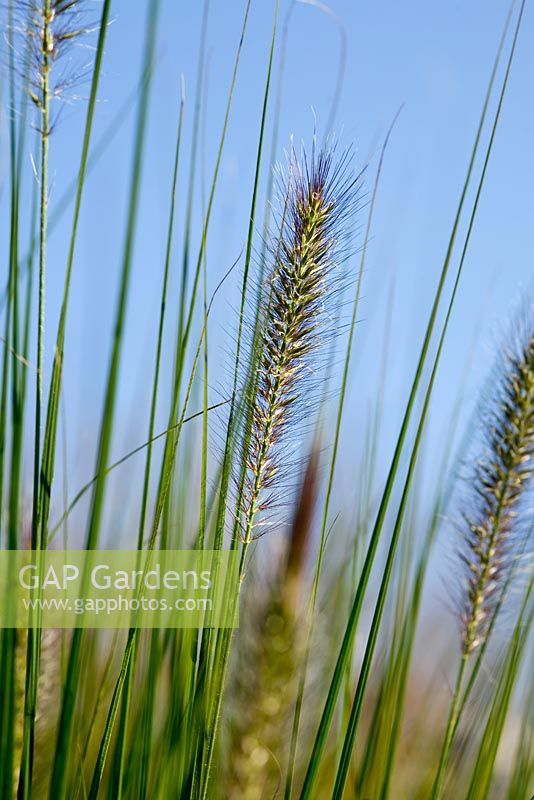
top-left (2, 0), bottom-right (533, 541)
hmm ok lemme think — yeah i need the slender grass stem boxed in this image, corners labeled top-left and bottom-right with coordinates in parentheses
top-left (36, 0), bottom-right (113, 559)
top-left (0, 5), bottom-right (24, 796)
top-left (87, 265), bottom-right (226, 800)
top-left (378, 379), bottom-right (472, 800)
top-left (31, 0), bottom-right (50, 552)
top-left (176, 0), bottom-right (210, 351)
top-left (18, 3), bottom-right (52, 793)
top-left (430, 654), bottom-right (469, 800)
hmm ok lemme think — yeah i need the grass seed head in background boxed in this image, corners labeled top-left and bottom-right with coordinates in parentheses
top-left (283, 437), bottom-right (320, 604)
top-left (460, 319), bottom-right (534, 654)
top-left (239, 144), bottom-right (359, 544)
top-left (225, 442), bottom-right (320, 797)
top-left (14, 629), bottom-right (62, 790)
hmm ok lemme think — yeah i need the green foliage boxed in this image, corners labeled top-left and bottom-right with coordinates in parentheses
top-left (0, 1), bottom-right (532, 799)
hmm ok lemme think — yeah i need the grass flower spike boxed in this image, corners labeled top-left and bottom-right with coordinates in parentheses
top-left (240, 145), bottom-right (357, 544)
top-left (461, 323), bottom-right (534, 653)
top-left (22, 0), bottom-right (90, 121)
top-left (431, 319), bottom-right (534, 800)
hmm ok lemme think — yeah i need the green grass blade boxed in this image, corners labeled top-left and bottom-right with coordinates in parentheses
top-left (110, 79), bottom-right (185, 800)
top-left (17, 0), bottom-right (113, 792)
top-left (0, 4), bottom-right (25, 794)
top-left (176, 0), bottom-right (210, 352)
top-left (299, 4), bottom-right (520, 795)
top-left (331, 5), bottom-right (525, 794)
top-left (49, 3), bottom-right (159, 795)
top-left (87, 281), bottom-right (219, 799)
top-left (465, 575), bottom-right (533, 800)
top-left (194, 5), bottom-right (278, 794)
top-left (86, 259), bottom-right (233, 798)
top-left (505, 675), bottom-right (534, 799)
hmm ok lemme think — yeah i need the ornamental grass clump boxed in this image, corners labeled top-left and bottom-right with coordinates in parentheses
top-left (1, 2), bottom-right (531, 797)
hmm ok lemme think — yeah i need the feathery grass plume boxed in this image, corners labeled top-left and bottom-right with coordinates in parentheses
top-left (239, 143), bottom-right (357, 544)
top-left (15, 0), bottom-right (91, 124)
top-left (431, 317), bottom-right (534, 800)
top-left (9, 0), bottom-right (92, 544)
top-left (460, 321), bottom-right (534, 655)
top-left (225, 442), bottom-right (320, 798)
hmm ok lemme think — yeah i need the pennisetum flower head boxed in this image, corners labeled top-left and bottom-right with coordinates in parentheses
top-left (12, 0), bottom-right (92, 130)
top-left (239, 143), bottom-right (360, 544)
top-left (460, 320), bottom-right (534, 654)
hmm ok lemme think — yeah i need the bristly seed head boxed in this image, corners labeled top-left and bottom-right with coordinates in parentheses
top-left (11, 0), bottom-right (93, 129)
top-left (460, 323), bottom-right (534, 654)
top-left (239, 144), bottom-right (361, 543)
